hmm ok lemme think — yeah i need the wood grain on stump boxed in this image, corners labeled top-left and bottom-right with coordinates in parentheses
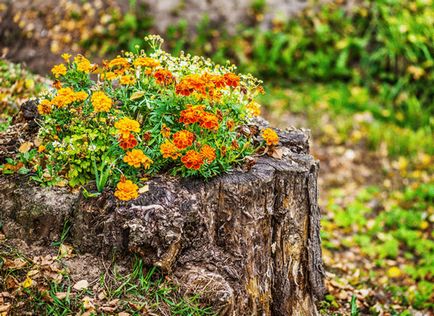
top-left (0, 102), bottom-right (325, 315)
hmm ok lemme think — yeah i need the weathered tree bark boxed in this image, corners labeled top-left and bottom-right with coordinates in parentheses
top-left (0, 102), bottom-right (325, 315)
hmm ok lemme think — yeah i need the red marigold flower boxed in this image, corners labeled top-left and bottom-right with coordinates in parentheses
top-left (200, 144), bottom-right (216, 163)
top-left (181, 150), bottom-right (203, 170)
top-left (119, 133), bottom-right (138, 150)
top-left (199, 112), bottom-right (219, 130)
top-left (223, 73), bottom-right (240, 88)
top-left (154, 69), bottom-right (174, 85)
top-left (179, 105), bottom-right (205, 125)
top-left (173, 130), bottom-right (195, 149)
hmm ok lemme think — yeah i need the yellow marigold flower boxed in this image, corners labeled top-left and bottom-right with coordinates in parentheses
top-left (74, 91), bottom-right (89, 102)
top-left (119, 74), bottom-right (136, 85)
top-left (91, 91), bottom-right (112, 113)
top-left (114, 178), bottom-right (139, 201)
top-left (246, 101), bottom-right (261, 117)
top-left (51, 64), bottom-right (67, 78)
top-left (200, 144), bottom-right (216, 163)
top-left (161, 124), bottom-right (171, 138)
top-left (115, 118), bottom-right (140, 138)
top-left (101, 71), bottom-right (117, 81)
top-left (160, 140), bottom-right (181, 160)
top-left (133, 57), bottom-right (160, 68)
top-left (123, 149), bottom-right (153, 169)
top-left (109, 57), bottom-right (130, 69)
top-left (262, 128), bottom-right (279, 146)
top-left (61, 53), bottom-right (71, 62)
top-left (37, 145), bottom-right (46, 153)
top-left (51, 87), bottom-right (76, 108)
top-left (37, 99), bottom-right (52, 115)
top-left (74, 55), bottom-right (92, 73)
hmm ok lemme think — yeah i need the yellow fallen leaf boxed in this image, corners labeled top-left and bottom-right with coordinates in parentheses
top-left (130, 91), bottom-right (144, 100)
top-left (138, 185), bottom-right (149, 194)
top-left (18, 142), bottom-right (33, 153)
top-left (58, 243), bottom-right (74, 258)
top-left (22, 276), bottom-right (33, 288)
top-left (387, 267), bottom-right (402, 278)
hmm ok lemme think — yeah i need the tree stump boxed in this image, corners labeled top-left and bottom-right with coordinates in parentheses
top-left (0, 102), bottom-right (325, 315)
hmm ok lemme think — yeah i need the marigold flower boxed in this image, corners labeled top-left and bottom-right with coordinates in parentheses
top-left (52, 80), bottom-right (62, 89)
top-left (200, 144), bottom-right (216, 163)
top-left (161, 124), bottom-right (171, 138)
top-left (123, 149), bottom-right (153, 169)
top-left (173, 130), bottom-right (194, 149)
top-left (37, 99), bottom-right (52, 115)
top-left (223, 73), bottom-right (240, 88)
top-left (118, 133), bottom-right (138, 150)
top-left (120, 74), bottom-right (136, 85)
top-left (262, 128), bottom-right (279, 146)
top-left (109, 57), bottom-right (130, 70)
top-left (91, 91), bottom-right (112, 113)
top-left (179, 105), bottom-right (205, 125)
top-left (61, 53), bottom-right (71, 62)
top-left (199, 112), bottom-right (219, 130)
top-left (51, 87), bottom-right (76, 108)
top-left (114, 178), bottom-right (139, 201)
top-left (115, 118), bottom-right (141, 138)
top-left (226, 120), bottom-right (235, 130)
top-left (154, 69), bottom-right (174, 85)
top-left (133, 57), bottom-right (159, 68)
top-left (101, 71), bottom-right (117, 81)
top-left (160, 140), bottom-right (181, 160)
top-left (74, 55), bottom-right (92, 73)
top-left (175, 74), bottom-right (205, 96)
top-left (246, 101), bottom-right (261, 117)
top-left (181, 150), bottom-right (203, 170)
top-left (210, 74), bottom-right (226, 89)
top-left (37, 145), bottom-right (46, 153)
top-left (74, 91), bottom-right (89, 102)
top-left (51, 64), bottom-right (67, 78)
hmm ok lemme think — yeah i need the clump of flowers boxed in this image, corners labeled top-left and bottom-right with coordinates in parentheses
top-left (31, 35), bottom-right (278, 201)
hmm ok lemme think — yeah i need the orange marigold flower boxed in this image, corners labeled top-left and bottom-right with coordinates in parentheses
top-left (262, 128), bottom-right (279, 146)
top-left (181, 150), bottom-right (203, 170)
top-left (223, 73), bottom-right (240, 88)
top-left (123, 149), bottom-right (153, 169)
top-left (101, 71), bottom-right (117, 81)
top-left (74, 55), bottom-right (92, 73)
top-left (226, 120), bottom-right (235, 130)
top-left (118, 133), bottom-right (138, 150)
top-left (175, 74), bottom-right (205, 96)
top-left (109, 57), bottom-right (130, 69)
top-left (200, 144), bottom-right (216, 163)
top-left (120, 74), bottom-right (136, 85)
top-left (91, 91), bottom-right (112, 113)
top-left (53, 80), bottom-right (62, 89)
top-left (115, 118), bottom-right (140, 138)
top-left (37, 99), bottom-right (52, 115)
top-left (37, 145), bottom-right (46, 153)
top-left (246, 101), bottom-right (261, 117)
top-left (210, 74), bottom-right (226, 89)
top-left (179, 105), bottom-right (205, 125)
top-left (173, 130), bottom-right (194, 149)
top-left (74, 91), bottom-right (89, 102)
top-left (133, 57), bottom-right (160, 68)
top-left (160, 140), bottom-right (181, 160)
top-left (154, 69), bottom-right (174, 85)
top-left (199, 112), bottom-right (219, 130)
top-left (114, 178), bottom-right (139, 201)
top-left (51, 87), bottom-right (76, 108)
top-left (51, 64), bottom-right (67, 78)
top-left (161, 124), bottom-right (171, 138)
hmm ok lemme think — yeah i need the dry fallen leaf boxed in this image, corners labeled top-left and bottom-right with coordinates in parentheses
top-left (58, 243), bottom-right (74, 258)
top-left (55, 292), bottom-right (68, 300)
top-left (18, 141), bottom-right (33, 153)
top-left (73, 280), bottom-right (89, 291)
top-left (138, 184), bottom-right (149, 194)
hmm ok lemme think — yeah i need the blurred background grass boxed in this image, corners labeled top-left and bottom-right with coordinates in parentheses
top-left (0, 0), bottom-right (433, 314)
